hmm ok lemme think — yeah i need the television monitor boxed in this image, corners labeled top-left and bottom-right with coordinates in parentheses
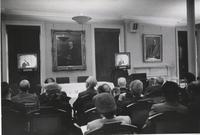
top-left (17, 53), bottom-right (38, 71)
top-left (115, 52), bottom-right (131, 69)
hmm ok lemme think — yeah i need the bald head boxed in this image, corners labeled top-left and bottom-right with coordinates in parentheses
top-left (19, 79), bottom-right (30, 92)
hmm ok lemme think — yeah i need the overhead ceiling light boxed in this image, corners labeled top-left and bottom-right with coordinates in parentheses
top-left (72, 15), bottom-right (92, 24)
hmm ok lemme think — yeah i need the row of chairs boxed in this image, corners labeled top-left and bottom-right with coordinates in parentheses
top-left (75, 99), bottom-right (200, 134)
top-left (56, 76), bottom-right (88, 84)
top-left (2, 106), bottom-right (82, 135)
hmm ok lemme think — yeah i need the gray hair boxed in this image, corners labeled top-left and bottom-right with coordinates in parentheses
top-left (129, 80), bottom-right (143, 95)
top-left (19, 79), bottom-right (30, 92)
top-left (86, 76), bottom-right (97, 89)
top-left (117, 77), bottom-right (127, 87)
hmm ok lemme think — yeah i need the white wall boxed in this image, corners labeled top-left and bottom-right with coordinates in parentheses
top-left (1, 19), bottom-right (179, 83)
top-left (125, 22), bottom-right (177, 81)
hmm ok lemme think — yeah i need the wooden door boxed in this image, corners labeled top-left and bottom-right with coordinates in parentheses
top-left (95, 28), bottom-right (119, 82)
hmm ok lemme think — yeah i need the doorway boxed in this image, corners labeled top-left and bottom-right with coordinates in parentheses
top-left (6, 25), bottom-right (41, 87)
top-left (95, 28), bottom-right (120, 82)
top-left (178, 31), bottom-right (188, 79)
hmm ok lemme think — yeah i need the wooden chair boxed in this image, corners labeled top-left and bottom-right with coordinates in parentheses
top-left (77, 76), bottom-right (88, 82)
top-left (27, 106), bottom-right (73, 135)
top-left (56, 77), bottom-right (70, 84)
top-left (143, 111), bottom-right (190, 133)
top-left (2, 107), bottom-right (27, 135)
top-left (84, 107), bottom-right (101, 123)
top-left (85, 121), bottom-right (137, 135)
top-left (126, 100), bottom-right (153, 130)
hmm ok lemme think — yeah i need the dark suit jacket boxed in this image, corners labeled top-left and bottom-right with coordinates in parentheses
top-left (73, 88), bottom-right (97, 112)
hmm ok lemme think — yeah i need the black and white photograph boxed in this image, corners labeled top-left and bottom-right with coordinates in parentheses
top-left (1, 0), bottom-right (200, 135)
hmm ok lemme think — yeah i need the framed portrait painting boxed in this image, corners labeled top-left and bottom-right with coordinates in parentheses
top-left (52, 30), bottom-right (86, 71)
top-left (143, 34), bottom-right (162, 62)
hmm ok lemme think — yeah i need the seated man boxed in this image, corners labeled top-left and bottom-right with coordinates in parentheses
top-left (12, 80), bottom-right (40, 112)
top-left (117, 80), bottom-right (144, 114)
top-left (40, 82), bottom-right (72, 123)
top-left (117, 77), bottom-right (129, 93)
top-left (73, 76), bottom-right (98, 125)
top-left (2, 82), bottom-right (26, 135)
top-left (86, 93), bottom-right (131, 132)
top-left (149, 81), bottom-right (188, 116)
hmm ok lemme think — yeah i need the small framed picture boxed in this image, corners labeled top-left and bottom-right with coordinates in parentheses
top-left (143, 34), bottom-right (162, 62)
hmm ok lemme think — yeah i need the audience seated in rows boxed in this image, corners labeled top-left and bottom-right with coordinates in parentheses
top-left (12, 80), bottom-right (40, 112)
top-left (73, 76), bottom-right (98, 126)
top-left (2, 82), bottom-right (27, 135)
top-left (39, 82), bottom-right (72, 120)
top-left (149, 81), bottom-right (188, 116)
top-left (144, 77), bottom-right (165, 104)
top-left (86, 93), bottom-right (131, 133)
top-left (187, 81), bottom-right (200, 132)
top-left (117, 80), bottom-right (144, 115)
top-left (144, 77), bottom-right (164, 97)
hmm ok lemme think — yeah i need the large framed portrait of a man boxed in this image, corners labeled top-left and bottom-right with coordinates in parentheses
top-left (143, 34), bottom-right (162, 62)
top-left (52, 30), bottom-right (86, 71)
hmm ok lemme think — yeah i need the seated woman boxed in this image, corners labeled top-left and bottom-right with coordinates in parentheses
top-left (97, 83), bottom-right (112, 94)
top-left (117, 80), bottom-right (144, 114)
top-left (86, 93), bottom-right (131, 132)
top-left (149, 81), bottom-right (188, 116)
top-left (40, 83), bottom-right (72, 119)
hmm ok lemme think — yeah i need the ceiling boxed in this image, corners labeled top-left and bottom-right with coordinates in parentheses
top-left (1, 0), bottom-right (200, 26)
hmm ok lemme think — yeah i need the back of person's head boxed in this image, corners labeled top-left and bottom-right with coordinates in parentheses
top-left (187, 81), bottom-right (200, 97)
top-left (97, 83), bottom-right (111, 94)
top-left (44, 82), bottom-right (61, 95)
top-left (184, 72), bottom-right (196, 84)
top-left (1, 82), bottom-right (10, 99)
top-left (86, 76), bottom-right (97, 89)
top-left (129, 80), bottom-right (143, 96)
top-left (162, 81), bottom-right (179, 102)
top-left (117, 77), bottom-right (127, 88)
top-left (44, 78), bottom-right (55, 84)
top-left (147, 78), bottom-right (157, 87)
top-left (156, 76), bottom-right (164, 86)
top-left (19, 79), bottom-right (30, 92)
top-left (94, 93), bottom-right (117, 119)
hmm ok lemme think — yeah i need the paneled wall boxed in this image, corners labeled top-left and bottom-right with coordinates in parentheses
top-left (125, 22), bottom-right (177, 81)
top-left (2, 20), bottom-right (179, 83)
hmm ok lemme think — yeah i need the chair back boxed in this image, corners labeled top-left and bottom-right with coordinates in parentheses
top-left (2, 107), bottom-right (26, 135)
top-left (84, 107), bottom-right (101, 123)
top-left (24, 102), bottom-right (38, 113)
top-left (27, 106), bottom-right (71, 135)
top-left (85, 121), bottom-right (137, 135)
top-left (147, 111), bottom-right (190, 133)
top-left (127, 100), bottom-right (153, 129)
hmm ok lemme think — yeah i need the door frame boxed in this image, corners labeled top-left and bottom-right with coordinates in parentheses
top-left (176, 26), bottom-right (198, 82)
top-left (91, 23), bottom-right (124, 79)
top-left (1, 20), bottom-right (45, 84)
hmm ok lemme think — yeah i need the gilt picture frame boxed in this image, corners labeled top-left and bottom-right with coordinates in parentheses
top-left (143, 34), bottom-right (162, 63)
top-left (52, 30), bottom-right (86, 71)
